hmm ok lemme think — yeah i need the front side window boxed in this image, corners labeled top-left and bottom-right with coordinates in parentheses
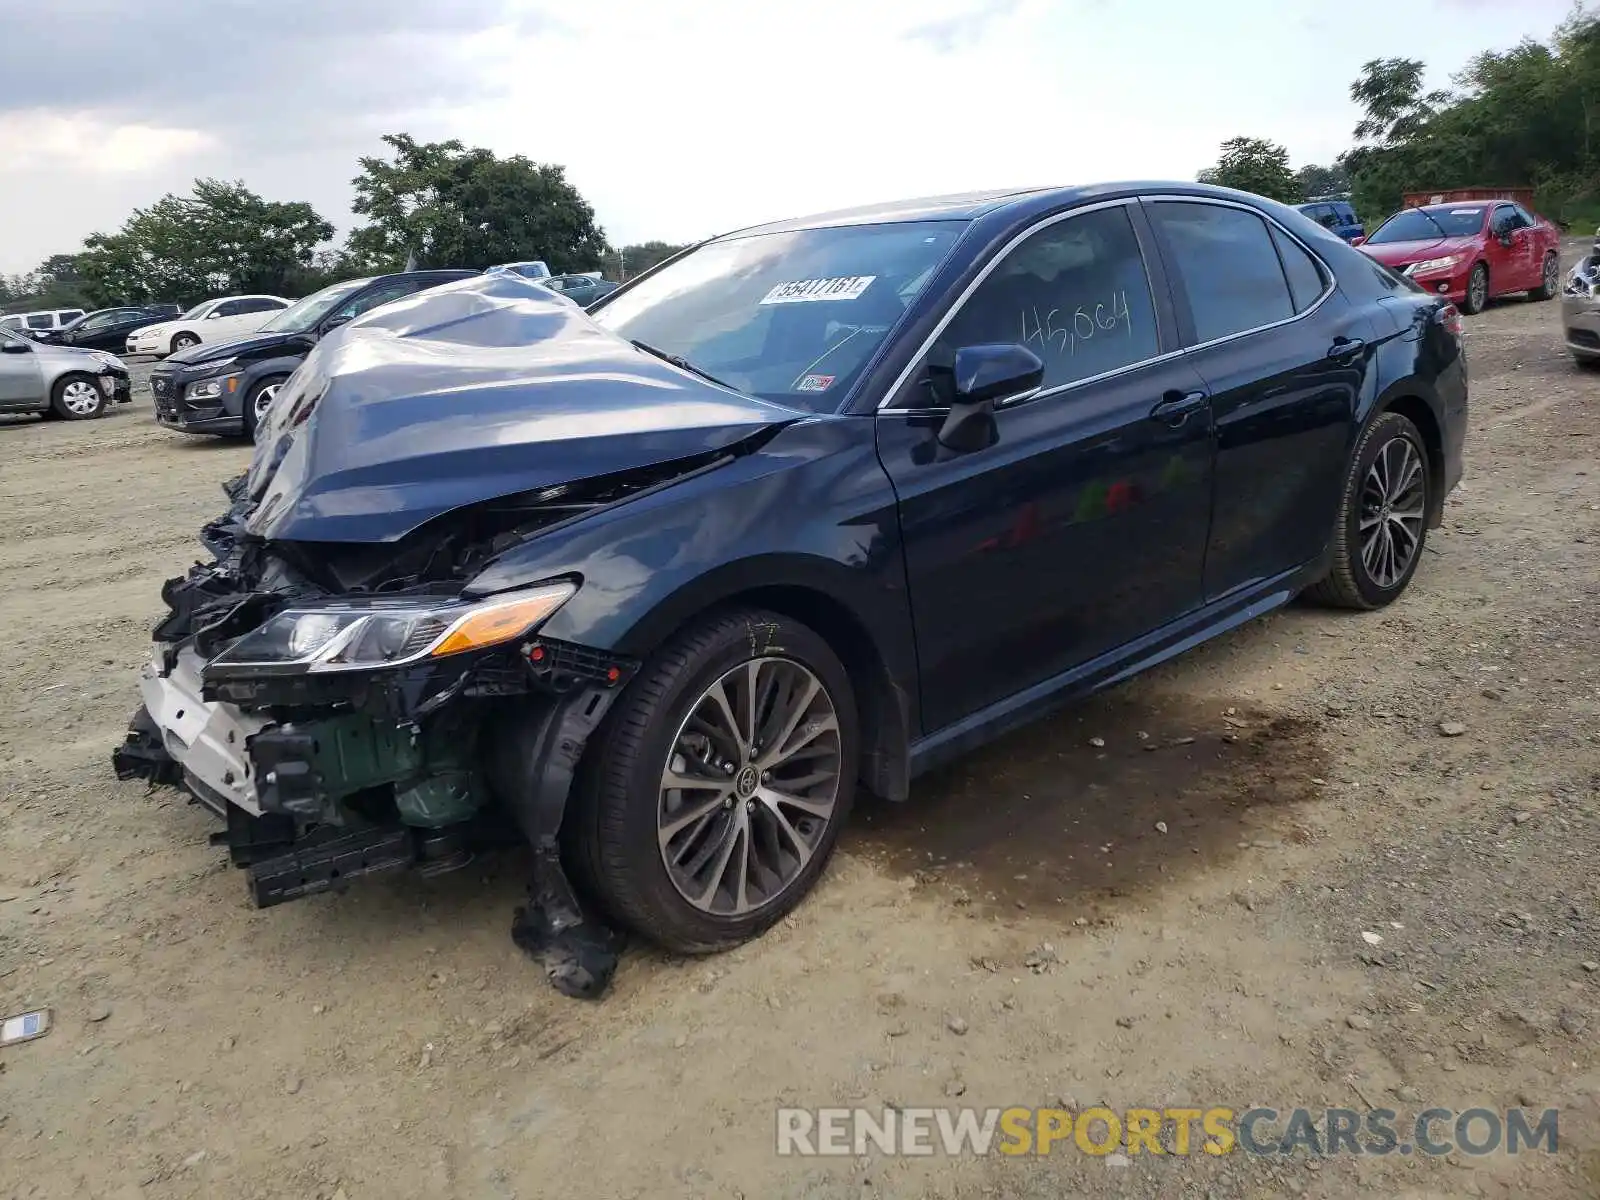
top-left (1492, 204), bottom-right (1530, 234)
top-left (1151, 202), bottom-right (1295, 343)
top-left (334, 280), bottom-right (423, 322)
top-left (930, 205), bottom-right (1160, 393)
top-left (591, 220), bottom-right (965, 411)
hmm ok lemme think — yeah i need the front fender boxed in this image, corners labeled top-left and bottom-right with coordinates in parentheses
top-left (460, 418), bottom-right (918, 696)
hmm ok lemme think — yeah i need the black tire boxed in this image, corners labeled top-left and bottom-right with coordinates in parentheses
top-left (242, 375), bottom-right (289, 440)
top-left (1532, 251), bottom-right (1561, 301)
top-left (49, 372), bottom-right (107, 420)
top-left (1575, 354), bottom-right (1600, 370)
top-left (1304, 411), bottom-right (1431, 610)
top-left (1461, 263), bottom-right (1489, 315)
top-left (170, 332), bottom-right (199, 353)
top-left (569, 608), bottom-right (859, 953)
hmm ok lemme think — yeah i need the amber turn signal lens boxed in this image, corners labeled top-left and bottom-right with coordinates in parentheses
top-left (429, 584), bottom-right (575, 657)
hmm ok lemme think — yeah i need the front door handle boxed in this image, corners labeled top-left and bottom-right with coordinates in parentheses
top-left (1327, 336), bottom-right (1366, 362)
top-left (1149, 389), bottom-right (1208, 426)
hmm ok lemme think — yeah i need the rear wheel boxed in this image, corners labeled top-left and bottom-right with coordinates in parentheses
top-left (1304, 411), bottom-right (1431, 610)
top-left (1461, 263), bottom-right (1490, 315)
top-left (50, 373), bottom-right (107, 420)
top-left (170, 332), bottom-right (199, 353)
top-left (570, 609), bottom-right (858, 953)
top-left (1532, 251), bottom-right (1561, 301)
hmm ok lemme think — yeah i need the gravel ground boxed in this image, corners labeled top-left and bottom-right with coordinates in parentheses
top-left (1, 273), bottom-right (1597, 1199)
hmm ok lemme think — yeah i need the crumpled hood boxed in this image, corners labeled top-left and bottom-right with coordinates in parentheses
top-left (1359, 235), bottom-right (1477, 267)
top-left (244, 273), bottom-right (804, 544)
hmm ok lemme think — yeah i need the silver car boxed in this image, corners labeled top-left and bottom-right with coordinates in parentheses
top-left (0, 324), bottom-right (132, 419)
top-left (1563, 228), bottom-right (1600, 366)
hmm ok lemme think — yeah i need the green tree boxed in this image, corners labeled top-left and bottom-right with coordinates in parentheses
top-left (75, 179), bottom-right (333, 307)
top-left (601, 240), bottom-right (690, 280)
top-left (36, 254), bottom-right (82, 284)
top-left (347, 133), bottom-right (608, 273)
top-left (1197, 137), bottom-right (1299, 201)
top-left (1293, 162), bottom-right (1351, 199)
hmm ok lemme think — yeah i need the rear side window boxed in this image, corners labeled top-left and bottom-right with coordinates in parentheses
top-left (1270, 226), bottom-right (1328, 313)
top-left (934, 205), bottom-right (1162, 391)
top-left (1151, 202), bottom-right (1295, 343)
top-left (235, 298), bottom-right (283, 314)
top-left (26, 314), bottom-right (51, 329)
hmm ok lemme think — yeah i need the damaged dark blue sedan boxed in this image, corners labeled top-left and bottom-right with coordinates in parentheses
top-left (114, 183), bottom-right (1467, 997)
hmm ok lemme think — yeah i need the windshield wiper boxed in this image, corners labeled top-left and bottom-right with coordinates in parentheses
top-left (629, 339), bottom-right (736, 391)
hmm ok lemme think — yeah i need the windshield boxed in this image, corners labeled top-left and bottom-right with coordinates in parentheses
top-left (258, 278), bottom-right (372, 333)
top-left (591, 220), bottom-right (965, 411)
top-left (180, 301), bottom-right (216, 320)
top-left (1368, 207), bottom-right (1486, 244)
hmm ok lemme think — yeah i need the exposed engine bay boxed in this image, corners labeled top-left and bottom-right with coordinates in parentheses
top-left (110, 275), bottom-right (801, 998)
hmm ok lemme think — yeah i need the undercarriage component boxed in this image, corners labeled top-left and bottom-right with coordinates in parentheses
top-left (248, 825), bottom-right (415, 908)
top-left (488, 683), bottom-right (633, 999)
top-left (111, 704), bottom-right (182, 787)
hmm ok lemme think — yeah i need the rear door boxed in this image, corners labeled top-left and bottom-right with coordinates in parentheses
top-left (1144, 197), bottom-right (1371, 602)
top-left (877, 200), bottom-right (1216, 730)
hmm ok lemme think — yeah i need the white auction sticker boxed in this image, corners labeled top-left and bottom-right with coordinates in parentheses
top-left (760, 275), bottom-right (875, 305)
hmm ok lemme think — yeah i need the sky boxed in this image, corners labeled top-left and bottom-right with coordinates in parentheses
top-left (0, 0), bottom-right (1582, 275)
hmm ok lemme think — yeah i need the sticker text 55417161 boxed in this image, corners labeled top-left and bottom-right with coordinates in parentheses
top-left (760, 276), bottom-right (876, 305)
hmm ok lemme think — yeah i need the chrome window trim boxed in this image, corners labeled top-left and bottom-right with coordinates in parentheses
top-left (877, 193), bottom-right (1337, 413)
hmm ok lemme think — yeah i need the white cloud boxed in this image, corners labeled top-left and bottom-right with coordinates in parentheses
top-left (0, 112), bottom-right (215, 174)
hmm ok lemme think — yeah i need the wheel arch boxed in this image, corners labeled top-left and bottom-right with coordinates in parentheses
top-left (607, 564), bottom-right (914, 803)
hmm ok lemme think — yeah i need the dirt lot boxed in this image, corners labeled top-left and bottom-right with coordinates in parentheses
top-left (2, 265), bottom-right (1598, 1200)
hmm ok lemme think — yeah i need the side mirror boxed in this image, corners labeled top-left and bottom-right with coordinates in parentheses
top-left (1349, 235), bottom-right (1367, 247)
top-left (1, 340), bottom-right (30, 354)
top-left (937, 343), bottom-right (1044, 452)
top-left (205, 310), bottom-right (224, 320)
top-left (322, 313), bottom-right (353, 332)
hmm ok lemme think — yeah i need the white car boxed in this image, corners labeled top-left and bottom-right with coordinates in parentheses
top-left (125, 295), bottom-right (291, 357)
top-left (1, 308), bottom-right (87, 337)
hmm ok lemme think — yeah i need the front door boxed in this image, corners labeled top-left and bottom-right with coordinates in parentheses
top-left (0, 330), bottom-right (44, 407)
top-left (877, 201), bottom-right (1216, 732)
top-left (1143, 199), bottom-right (1372, 600)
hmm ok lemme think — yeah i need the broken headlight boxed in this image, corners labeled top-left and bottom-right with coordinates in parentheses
top-left (206, 581), bottom-right (576, 677)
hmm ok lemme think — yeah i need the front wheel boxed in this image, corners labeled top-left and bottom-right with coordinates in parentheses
top-left (51, 373), bottom-right (107, 420)
top-left (243, 375), bottom-right (288, 440)
top-left (169, 332), bottom-right (199, 353)
top-left (1461, 263), bottom-right (1490, 315)
top-left (570, 609), bottom-right (859, 953)
top-left (1532, 252), bottom-right (1561, 301)
top-left (1304, 411), bottom-right (1431, 610)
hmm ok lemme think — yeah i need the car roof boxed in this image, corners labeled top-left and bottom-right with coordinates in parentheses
top-left (1416, 201), bottom-right (1490, 212)
top-left (714, 182), bottom-right (1299, 239)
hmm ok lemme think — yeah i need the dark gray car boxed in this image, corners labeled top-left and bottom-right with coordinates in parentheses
top-left (540, 274), bottom-right (618, 307)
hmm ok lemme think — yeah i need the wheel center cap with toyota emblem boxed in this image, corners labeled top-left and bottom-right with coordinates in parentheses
top-left (735, 765), bottom-right (760, 800)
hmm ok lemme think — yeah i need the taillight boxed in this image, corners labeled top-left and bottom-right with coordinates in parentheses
top-left (1437, 304), bottom-right (1463, 338)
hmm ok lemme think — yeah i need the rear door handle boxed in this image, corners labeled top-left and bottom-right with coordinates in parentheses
top-left (1327, 336), bottom-right (1366, 362)
top-left (1149, 389), bottom-right (1208, 425)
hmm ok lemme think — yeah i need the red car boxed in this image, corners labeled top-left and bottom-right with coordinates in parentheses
top-left (1356, 200), bottom-right (1562, 314)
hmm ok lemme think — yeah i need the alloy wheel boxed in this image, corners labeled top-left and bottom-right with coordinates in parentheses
top-left (1469, 269), bottom-right (1488, 312)
top-left (657, 657), bottom-right (843, 916)
top-left (60, 379), bottom-right (101, 416)
top-left (1359, 436), bottom-right (1425, 588)
top-left (252, 381), bottom-right (281, 422)
top-left (1543, 254), bottom-right (1560, 294)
